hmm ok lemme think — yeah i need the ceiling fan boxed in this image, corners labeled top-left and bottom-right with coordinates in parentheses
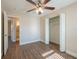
top-left (26, 0), bottom-right (55, 15)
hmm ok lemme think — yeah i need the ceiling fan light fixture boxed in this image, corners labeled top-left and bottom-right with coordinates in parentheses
top-left (26, 0), bottom-right (55, 15)
top-left (36, 7), bottom-right (43, 14)
top-left (39, 7), bottom-right (43, 13)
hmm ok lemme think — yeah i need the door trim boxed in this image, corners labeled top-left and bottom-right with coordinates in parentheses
top-left (45, 13), bottom-right (66, 52)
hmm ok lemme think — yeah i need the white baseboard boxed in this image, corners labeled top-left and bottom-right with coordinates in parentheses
top-left (11, 38), bottom-right (16, 42)
top-left (40, 40), bottom-right (45, 43)
top-left (66, 50), bottom-right (77, 58)
top-left (50, 41), bottom-right (59, 45)
top-left (20, 40), bottom-right (40, 45)
top-left (11, 39), bottom-right (16, 42)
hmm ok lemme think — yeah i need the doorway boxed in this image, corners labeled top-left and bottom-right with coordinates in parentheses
top-left (8, 17), bottom-right (20, 44)
top-left (49, 16), bottom-right (60, 50)
top-left (45, 13), bottom-right (65, 52)
top-left (8, 20), bottom-right (12, 46)
top-left (15, 18), bottom-right (20, 44)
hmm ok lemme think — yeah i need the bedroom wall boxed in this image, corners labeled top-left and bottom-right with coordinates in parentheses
top-left (64, 3), bottom-right (77, 57)
top-left (40, 2), bottom-right (77, 57)
top-left (20, 14), bottom-right (40, 45)
top-left (40, 16), bottom-right (45, 42)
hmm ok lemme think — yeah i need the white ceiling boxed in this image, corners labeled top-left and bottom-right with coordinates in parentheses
top-left (2, 0), bottom-right (76, 16)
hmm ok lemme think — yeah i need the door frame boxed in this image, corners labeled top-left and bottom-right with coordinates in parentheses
top-left (8, 16), bottom-right (20, 43)
top-left (45, 13), bottom-right (66, 52)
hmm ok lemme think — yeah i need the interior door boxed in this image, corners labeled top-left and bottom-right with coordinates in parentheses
top-left (4, 11), bottom-right (8, 55)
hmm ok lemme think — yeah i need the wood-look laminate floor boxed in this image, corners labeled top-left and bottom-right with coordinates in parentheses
top-left (3, 41), bottom-right (76, 59)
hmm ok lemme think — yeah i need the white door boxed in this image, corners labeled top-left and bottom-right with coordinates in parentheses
top-left (11, 19), bottom-right (16, 42)
top-left (45, 18), bottom-right (49, 44)
top-left (60, 13), bottom-right (65, 52)
top-left (4, 11), bottom-right (8, 55)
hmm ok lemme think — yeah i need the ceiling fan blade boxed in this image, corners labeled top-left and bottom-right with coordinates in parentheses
top-left (44, 6), bottom-right (55, 10)
top-left (43, 0), bottom-right (51, 4)
top-left (27, 8), bottom-right (36, 12)
top-left (26, 0), bottom-right (36, 5)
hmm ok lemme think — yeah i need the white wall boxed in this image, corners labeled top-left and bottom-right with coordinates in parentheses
top-left (20, 14), bottom-right (40, 45)
top-left (40, 2), bottom-right (77, 57)
top-left (59, 2), bottom-right (77, 57)
top-left (49, 16), bottom-right (60, 44)
top-left (64, 3), bottom-right (77, 57)
top-left (40, 17), bottom-right (45, 42)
